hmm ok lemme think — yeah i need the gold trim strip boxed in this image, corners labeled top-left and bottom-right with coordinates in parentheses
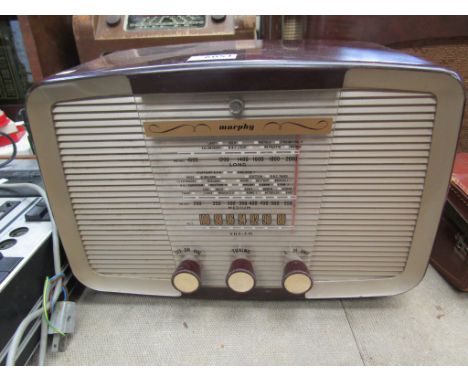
top-left (144, 117), bottom-right (332, 138)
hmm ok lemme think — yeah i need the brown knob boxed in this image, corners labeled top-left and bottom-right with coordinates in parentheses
top-left (171, 259), bottom-right (201, 294)
top-left (211, 15), bottom-right (226, 23)
top-left (106, 15), bottom-right (121, 27)
top-left (282, 260), bottom-right (313, 295)
top-left (226, 258), bottom-right (256, 293)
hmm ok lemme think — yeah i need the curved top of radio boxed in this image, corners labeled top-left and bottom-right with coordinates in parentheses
top-left (34, 40), bottom-right (463, 96)
top-left (50, 40), bottom-right (443, 78)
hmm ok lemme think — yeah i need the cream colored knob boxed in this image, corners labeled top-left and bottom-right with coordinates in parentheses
top-left (171, 259), bottom-right (201, 294)
top-left (282, 260), bottom-right (313, 295)
top-left (226, 258), bottom-right (256, 293)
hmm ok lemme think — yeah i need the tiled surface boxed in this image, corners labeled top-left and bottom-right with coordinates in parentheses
top-left (30, 266), bottom-right (468, 365)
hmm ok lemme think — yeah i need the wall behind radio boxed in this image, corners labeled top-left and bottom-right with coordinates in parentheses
top-left (17, 16), bottom-right (79, 83)
top-left (261, 15), bottom-right (468, 152)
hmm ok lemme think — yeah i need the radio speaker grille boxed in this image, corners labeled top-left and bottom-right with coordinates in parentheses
top-left (53, 89), bottom-right (435, 287)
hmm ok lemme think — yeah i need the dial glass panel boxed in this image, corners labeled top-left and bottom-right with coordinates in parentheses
top-left (126, 15), bottom-right (206, 31)
top-left (140, 90), bottom-right (338, 286)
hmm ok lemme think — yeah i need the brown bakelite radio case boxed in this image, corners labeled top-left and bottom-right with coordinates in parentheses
top-left (27, 40), bottom-right (465, 299)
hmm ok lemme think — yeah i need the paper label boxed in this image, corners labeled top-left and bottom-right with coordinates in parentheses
top-left (187, 54), bottom-right (237, 62)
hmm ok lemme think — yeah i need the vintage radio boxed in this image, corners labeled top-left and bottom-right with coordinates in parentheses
top-left (73, 15), bottom-right (257, 62)
top-left (26, 40), bottom-right (465, 299)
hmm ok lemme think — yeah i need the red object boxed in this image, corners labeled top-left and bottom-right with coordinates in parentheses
top-left (0, 111), bottom-right (26, 147)
top-left (450, 153), bottom-right (468, 196)
top-left (0, 111), bottom-right (8, 126)
top-left (0, 125), bottom-right (26, 146)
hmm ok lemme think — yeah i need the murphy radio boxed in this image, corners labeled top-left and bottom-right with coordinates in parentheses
top-left (26, 40), bottom-right (465, 299)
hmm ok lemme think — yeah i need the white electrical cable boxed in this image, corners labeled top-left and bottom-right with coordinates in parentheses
top-left (38, 275), bottom-right (58, 366)
top-left (38, 311), bottom-right (49, 365)
top-left (0, 182), bottom-right (62, 366)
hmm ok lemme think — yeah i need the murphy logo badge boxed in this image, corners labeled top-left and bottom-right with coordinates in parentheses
top-left (144, 117), bottom-right (333, 138)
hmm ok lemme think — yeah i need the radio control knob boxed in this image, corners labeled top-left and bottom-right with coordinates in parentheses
top-left (211, 15), bottom-right (226, 23)
top-left (282, 259), bottom-right (313, 295)
top-left (171, 259), bottom-right (201, 294)
top-left (226, 258), bottom-right (256, 293)
top-left (106, 15), bottom-right (121, 27)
